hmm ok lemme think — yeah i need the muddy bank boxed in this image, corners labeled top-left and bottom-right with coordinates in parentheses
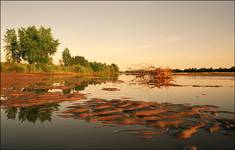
top-left (1, 72), bottom-right (119, 89)
top-left (0, 72), bottom-right (120, 107)
top-left (1, 91), bottom-right (86, 107)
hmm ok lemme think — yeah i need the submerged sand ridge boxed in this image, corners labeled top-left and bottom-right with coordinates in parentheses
top-left (59, 98), bottom-right (235, 139)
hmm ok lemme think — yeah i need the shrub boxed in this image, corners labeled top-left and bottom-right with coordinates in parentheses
top-left (6, 63), bottom-right (27, 72)
top-left (72, 65), bottom-right (86, 73)
top-left (40, 64), bottom-right (54, 72)
top-left (0, 62), bottom-right (5, 71)
top-left (27, 64), bottom-right (38, 72)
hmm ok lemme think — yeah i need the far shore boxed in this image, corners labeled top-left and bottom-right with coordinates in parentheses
top-left (173, 72), bottom-right (235, 77)
top-left (122, 71), bottom-right (234, 77)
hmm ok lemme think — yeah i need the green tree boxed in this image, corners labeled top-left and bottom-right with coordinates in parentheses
top-left (73, 55), bottom-right (89, 67)
top-left (111, 63), bottom-right (119, 72)
top-left (90, 62), bottom-right (104, 72)
top-left (18, 26), bottom-right (59, 65)
top-left (3, 29), bottom-right (21, 63)
top-left (62, 48), bottom-right (72, 66)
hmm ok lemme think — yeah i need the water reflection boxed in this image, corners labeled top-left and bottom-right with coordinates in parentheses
top-left (1, 73), bottom-right (235, 149)
top-left (22, 88), bottom-right (49, 94)
top-left (5, 107), bottom-right (17, 119)
top-left (4, 103), bottom-right (60, 123)
top-left (20, 75), bottom-right (119, 94)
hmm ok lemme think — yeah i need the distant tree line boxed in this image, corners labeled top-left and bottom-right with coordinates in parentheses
top-left (1, 26), bottom-right (119, 74)
top-left (173, 66), bottom-right (235, 72)
top-left (125, 66), bottom-right (235, 74)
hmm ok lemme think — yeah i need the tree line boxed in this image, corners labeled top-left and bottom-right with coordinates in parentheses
top-left (125, 66), bottom-right (235, 74)
top-left (1, 26), bottom-right (119, 74)
top-left (173, 67), bottom-right (235, 72)
top-left (61, 48), bottom-right (119, 73)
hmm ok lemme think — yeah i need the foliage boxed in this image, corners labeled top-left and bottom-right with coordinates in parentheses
top-left (27, 64), bottom-right (39, 72)
top-left (111, 63), bottom-right (119, 72)
top-left (0, 62), bottom-right (5, 71)
top-left (90, 62), bottom-right (105, 72)
top-left (62, 49), bottom-right (119, 74)
top-left (18, 26), bottom-right (59, 65)
top-left (3, 63), bottom-right (28, 72)
top-left (2, 26), bottom-right (119, 74)
top-left (62, 48), bottom-right (72, 66)
top-left (62, 48), bottom-right (90, 67)
top-left (73, 55), bottom-right (89, 67)
top-left (3, 29), bottom-right (21, 63)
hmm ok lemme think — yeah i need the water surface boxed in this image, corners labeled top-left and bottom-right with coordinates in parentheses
top-left (1, 74), bottom-right (234, 150)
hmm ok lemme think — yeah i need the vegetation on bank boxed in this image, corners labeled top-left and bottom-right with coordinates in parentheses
top-left (1, 26), bottom-right (119, 75)
top-left (61, 48), bottom-right (119, 74)
top-left (173, 67), bottom-right (235, 72)
top-left (125, 66), bottom-right (235, 74)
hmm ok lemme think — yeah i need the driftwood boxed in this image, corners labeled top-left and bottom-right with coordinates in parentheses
top-left (128, 66), bottom-right (172, 78)
top-left (128, 66), bottom-right (176, 88)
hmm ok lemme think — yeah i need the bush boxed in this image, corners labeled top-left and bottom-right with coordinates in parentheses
top-left (40, 64), bottom-right (55, 72)
top-left (27, 64), bottom-right (39, 72)
top-left (72, 65), bottom-right (87, 73)
top-left (0, 61), bottom-right (119, 75)
top-left (6, 63), bottom-right (27, 72)
top-left (0, 62), bottom-right (5, 71)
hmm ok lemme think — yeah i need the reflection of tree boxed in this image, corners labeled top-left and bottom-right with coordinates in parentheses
top-left (74, 82), bottom-right (88, 91)
top-left (4, 103), bottom-right (60, 123)
top-left (19, 74), bottom-right (120, 96)
top-left (5, 107), bottom-right (17, 119)
top-left (22, 88), bottom-right (49, 94)
top-left (65, 75), bottom-right (119, 92)
top-left (99, 74), bottom-right (119, 82)
top-left (63, 88), bottom-right (71, 94)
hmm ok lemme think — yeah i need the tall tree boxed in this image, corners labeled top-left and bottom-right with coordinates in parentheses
top-left (18, 26), bottom-right (59, 65)
top-left (62, 48), bottom-right (72, 66)
top-left (3, 29), bottom-right (21, 63)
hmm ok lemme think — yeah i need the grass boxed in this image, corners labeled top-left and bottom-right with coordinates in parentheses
top-left (0, 62), bottom-right (119, 76)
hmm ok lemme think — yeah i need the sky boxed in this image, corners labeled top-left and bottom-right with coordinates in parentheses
top-left (1, 1), bottom-right (234, 71)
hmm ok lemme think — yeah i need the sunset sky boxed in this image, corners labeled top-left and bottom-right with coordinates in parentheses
top-left (1, 1), bottom-right (234, 71)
